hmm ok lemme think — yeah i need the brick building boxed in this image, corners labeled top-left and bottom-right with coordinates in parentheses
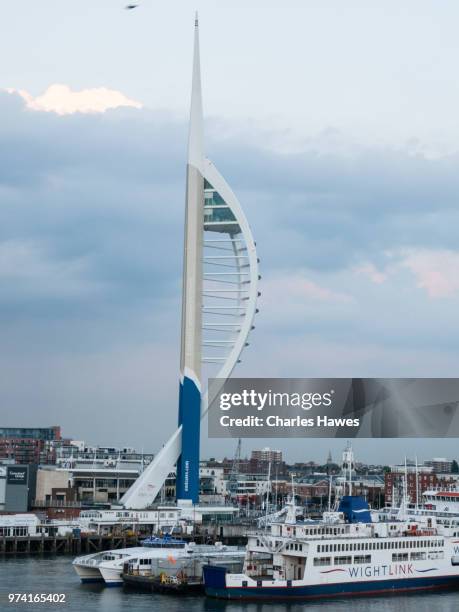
top-left (385, 465), bottom-right (436, 505)
top-left (0, 427), bottom-right (61, 464)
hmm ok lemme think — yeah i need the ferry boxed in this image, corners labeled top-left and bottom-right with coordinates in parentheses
top-left (73, 535), bottom-right (244, 586)
top-left (203, 496), bottom-right (459, 601)
top-left (122, 544), bottom-right (245, 592)
top-left (72, 534), bottom-right (187, 584)
top-left (377, 487), bottom-right (459, 528)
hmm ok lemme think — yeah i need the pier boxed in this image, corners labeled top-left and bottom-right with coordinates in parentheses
top-left (0, 534), bottom-right (139, 555)
top-left (0, 522), bottom-right (253, 555)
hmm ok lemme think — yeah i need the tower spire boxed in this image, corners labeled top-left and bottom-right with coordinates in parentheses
top-left (176, 14), bottom-right (205, 503)
top-left (188, 11), bottom-right (204, 173)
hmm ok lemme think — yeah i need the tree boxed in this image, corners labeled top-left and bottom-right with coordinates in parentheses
top-left (451, 460), bottom-right (459, 473)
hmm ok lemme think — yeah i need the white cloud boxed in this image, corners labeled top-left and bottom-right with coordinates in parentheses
top-left (353, 250), bottom-right (459, 298)
top-left (354, 263), bottom-right (387, 284)
top-left (263, 273), bottom-right (353, 305)
top-left (400, 249), bottom-right (459, 299)
top-left (6, 84), bottom-right (142, 115)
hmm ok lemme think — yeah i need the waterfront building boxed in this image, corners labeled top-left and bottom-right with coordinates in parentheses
top-left (0, 426), bottom-right (61, 464)
top-left (424, 457), bottom-right (454, 473)
top-left (35, 460), bottom-right (147, 506)
top-left (251, 448), bottom-right (283, 464)
top-left (0, 463), bottom-right (37, 512)
top-left (385, 465), bottom-right (435, 506)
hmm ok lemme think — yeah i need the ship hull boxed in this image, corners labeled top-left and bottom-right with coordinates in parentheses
top-left (204, 569), bottom-right (459, 601)
top-left (72, 563), bottom-right (104, 584)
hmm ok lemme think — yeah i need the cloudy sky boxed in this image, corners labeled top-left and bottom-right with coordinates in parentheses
top-left (1, 1), bottom-right (459, 464)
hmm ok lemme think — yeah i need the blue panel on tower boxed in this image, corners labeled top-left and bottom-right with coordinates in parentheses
top-left (176, 375), bottom-right (201, 502)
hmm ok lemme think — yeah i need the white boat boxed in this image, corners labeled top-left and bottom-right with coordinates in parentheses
top-left (72, 535), bottom-right (186, 584)
top-left (98, 541), bottom-right (244, 586)
top-left (73, 547), bottom-right (146, 583)
top-left (375, 487), bottom-right (459, 530)
top-left (203, 495), bottom-right (459, 601)
top-left (73, 535), bottom-right (244, 586)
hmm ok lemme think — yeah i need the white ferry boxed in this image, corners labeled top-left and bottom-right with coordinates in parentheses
top-left (72, 534), bottom-right (187, 584)
top-left (203, 495), bottom-right (459, 600)
top-left (73, 535), bottom-right (244, 586)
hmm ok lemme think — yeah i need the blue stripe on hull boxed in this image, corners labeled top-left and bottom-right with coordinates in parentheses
top-left (176, 375), bottom-right (201, 502)
top-left (80, 578), bottom-right (105, 584)
top-left (205, 576), bottom-right (459, 601)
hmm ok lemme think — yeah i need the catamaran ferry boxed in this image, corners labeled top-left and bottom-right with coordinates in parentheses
top-left (203, 495), bottom-right (459, 601)
top-left (73, 535), bottom-right (244, 586)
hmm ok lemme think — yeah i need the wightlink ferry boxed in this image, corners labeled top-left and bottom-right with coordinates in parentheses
top-left (203, 496), bottom-right (459, 601)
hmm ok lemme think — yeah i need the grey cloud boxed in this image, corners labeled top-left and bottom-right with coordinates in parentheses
top-left (1, 94), bottom-right (459, 458)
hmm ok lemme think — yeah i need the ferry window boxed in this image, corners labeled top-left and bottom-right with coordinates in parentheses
top-left (334, 556), bottom-right (352, 565)
top-left (354, 555), bottom-right (371, 564)
top-left (313, 557), bottom-right (331, 567)
top-left (392, 553), bottom-right (409, 562)
top-left (411, 552), bottom-right (426, 561)
top-left (428, 551), bottom-right (444, 560)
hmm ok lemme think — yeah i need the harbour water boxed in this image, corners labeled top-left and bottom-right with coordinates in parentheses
top-left (1, 557), bottom-right (459, 612)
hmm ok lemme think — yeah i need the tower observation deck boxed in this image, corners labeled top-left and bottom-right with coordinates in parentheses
top-left (121, 15), bottom-right (259, 509)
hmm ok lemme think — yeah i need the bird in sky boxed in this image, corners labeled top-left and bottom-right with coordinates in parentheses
top-left (125, 4), bottom-right (139, 9)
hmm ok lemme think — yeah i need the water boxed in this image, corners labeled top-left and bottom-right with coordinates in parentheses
top-left (1, 557), bottom-right (459, 612)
